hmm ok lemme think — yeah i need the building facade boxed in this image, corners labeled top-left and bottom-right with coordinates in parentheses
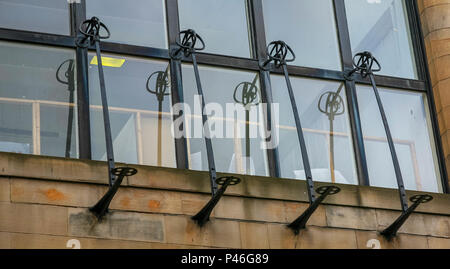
top-left (0, 0), bottom-right (448, 249)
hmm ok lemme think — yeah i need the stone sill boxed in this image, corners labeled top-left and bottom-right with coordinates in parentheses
top-left (0, 152), bottom-right (448, 216)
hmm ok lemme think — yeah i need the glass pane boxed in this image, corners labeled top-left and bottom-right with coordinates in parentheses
top-left (345, 0), bottom-right (418, 79)
top-left (89, 53), bottom-right (176, 168)
top-left (181, 64), bottom-right (269, 176)
top-left (86, 0), bottom-right (168, 48)
top-left (0, 0), bottom-right (70, 35)
top-left (271, 76), bottom-right (357, 185)
top-left (357, 85), bottom-right (441, 193)
top-left (262, 0), bottom-right (342, 70)
top-left (0, 41), bottom-right (78, 158)
top-left (178, 0), bottom-right (251, 58)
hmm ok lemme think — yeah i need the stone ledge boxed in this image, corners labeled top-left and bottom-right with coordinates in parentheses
top-left (0, 152), bottom-right (449, 216)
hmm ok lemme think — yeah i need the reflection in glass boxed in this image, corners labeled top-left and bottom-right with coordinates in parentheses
top-left (0, 41), bottom-right (78, 158)
top-left (0, 0), bottom-right (70, 35)
top-left (181, 64), bottom-right (268, 176)
top-left (345, 0), bottom-right (417, 79)
top-left (357, 85), bottom-right (441, 193)
top-left (86, 0), bottom-right (168, 48)
top-left (178, 0), bottom-right (251, 58)
top-left (262, 0), bottom-right (342, 70)
top-left (271, 76), bottom-right (357, 185)
top-left (88, 53), bottom-right (176, 168)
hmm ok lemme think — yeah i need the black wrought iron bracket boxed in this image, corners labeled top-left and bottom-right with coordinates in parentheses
top-left (77, 17), bottom-right (138, 220)
top-left (345, 51), bottom-right (433, 239)
top-left (171, 29), bottom-right (241, 226)
top-left (288, 186), bottom-right (340, 234)
top-left (260, 41), bottom-right (341, 234)
top-left (192, 176), bottom-right (241, 227)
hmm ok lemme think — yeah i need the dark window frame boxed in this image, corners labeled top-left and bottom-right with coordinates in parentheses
top-left (0, 0), bottom-right (446, 192)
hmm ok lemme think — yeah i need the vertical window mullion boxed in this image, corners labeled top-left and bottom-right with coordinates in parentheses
top-left (249, 0), bottom-right (280, 178)
top-left (333, 0), bottom-right (370, 186)
top-left (166, 0), bottom-right (189, 169)
top-left (73, 0), bottom-right (92, 159)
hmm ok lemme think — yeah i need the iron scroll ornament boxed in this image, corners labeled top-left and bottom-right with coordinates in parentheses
top-left (56, 59), bottom-right (76, 158)
top-left (146, 66), bottom-right (171, 167)
top-left (233, 75), bottom-right (260, 174)
top-left (260, 40), bottom-right (296, 70)
top-left (171, 29), bottom-right (242, 227)
top-left (76, 17), bottom-right (137, 220)
top-left (318, 84), bottom-right (345, 183)
top-left (345, 51), bottom-right (433, 239)
top-left (261, 40), bottom-right (341, 234)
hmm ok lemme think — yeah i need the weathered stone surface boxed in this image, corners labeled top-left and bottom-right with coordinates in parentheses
top-left (164, 215), bottom-right (241, 248)
top-left (0, 177), bottom-right (9, 202)
top-left (284, 202), bottom-right (327, 227)
top-left (355, 231), bottom-right (429, 249)
top-left (239, 222), bottom-right (269, 249)
top-left (0, 232), bottom-right (202, 249)
top-left (267, 224), bottom-right (357, 249)
top-left (68, 208), bottom-right (165, 243)
top-left (326, 205), bottom-right (377, 230)
top-left (0, 202), bottom-right (67, 236)
top-left (427, 236), bottom-right (450, 248)
top-left (0, 152), bottom-right (114, 185)
top-left (11, 178), bottom-right (103, 207)
top-left (376, 210), bottom-right (427, 236)
top-left (0, 232), bottom-right (11, 249)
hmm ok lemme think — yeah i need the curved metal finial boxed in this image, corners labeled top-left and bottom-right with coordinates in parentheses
top-left (146, 67), bottom-right (171, 102)
top-left (233, 75), bottom-right (260, 108)
top-left (318, 86), bottom-right (345, 119)
top-left (171, 29), bottom-right (205, 58)
top-left (347, 51), bottom-right (381, 79)
top-left (56, 59), bottom-right (75, 89)
top-left (76, 16), bottom-right (110, 47)
top-left (260, 40), bottom-right (296, 70)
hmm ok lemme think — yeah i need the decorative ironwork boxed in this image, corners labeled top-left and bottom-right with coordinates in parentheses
top-left (77, 17), bottom-right (137, 220)
top-left (171, 29), bottom-right (241, 227)
top-left (318, 84), bottom-right (345, 183)
top-left (261, 40), bottom-right (341, 235)
top-left (146, 66), bottom-right (171, 166)
top-left (233, 75), bottom-right (260, 174)
top-left (346, 51), bottom-right (433, 239)
top-left (56, 59), bottom-right (76, 158)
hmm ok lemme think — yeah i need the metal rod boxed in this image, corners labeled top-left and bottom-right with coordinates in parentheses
top-left (260, 41), bottom-right (341, 234)
top-left (191, 53), bottom-right (218, 196)
top-left (171, 29), bottom-right (241, 227)
top-left (77, 17), bottom-right (137, 220)
top-left (368, 73), bottom-right (408, 212)
top-left (95, 39), bottom-right (116, 186)
top-left (281, 64), bottom-right (315, 202)
top-left (346, 51), bottom-right (434, 239)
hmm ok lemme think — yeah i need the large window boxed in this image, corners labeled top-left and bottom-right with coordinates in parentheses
top-left (357, 85), bottom-right (441, 192)
top-left (271, 76), bottom-right (357, 184)
top-left (86, 0), bottom-right (168, 48)
top-left (88, 53), bottom-right (176, 168)
top-left (181, 65), bottom-right (268, 176)
top-left (0, 1), bottom-right (446, 193)
top-left (178, 0), bottom-right (252, 58)
top-left (345, 0), bottom-right (418, 79)
top-left (0, 0), bottom-right (70, 35)
top-left (0, 41), bottom-right (77, 158)
top-left (262, 0), bottom-right (342, 70)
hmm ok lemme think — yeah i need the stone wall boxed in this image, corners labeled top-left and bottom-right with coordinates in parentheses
top-left (0, 152), bottom-right (448, 249)
top-left (419, 0), bottom-right (450, 187)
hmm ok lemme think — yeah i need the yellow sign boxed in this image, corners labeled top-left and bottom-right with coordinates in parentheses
top-left (90, 56), bottom-right (125, 68)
